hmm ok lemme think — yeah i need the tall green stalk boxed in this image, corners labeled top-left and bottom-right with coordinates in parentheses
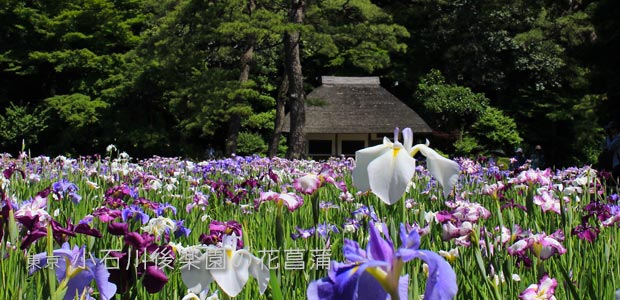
top-left (46, 224), bottom-right (56, 295)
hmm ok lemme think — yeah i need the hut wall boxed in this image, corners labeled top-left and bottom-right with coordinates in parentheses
top-left (307, 133), bottom-right (372, 158)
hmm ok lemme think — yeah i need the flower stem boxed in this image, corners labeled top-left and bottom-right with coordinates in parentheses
top-left (311, 193), bottom-right (319, 226)
top-left (7, 209), bottom-right (18, 244)
top-left (46, 224), bottom-right (56, 295)
top-left (275, 205), bottom-right (284, 250)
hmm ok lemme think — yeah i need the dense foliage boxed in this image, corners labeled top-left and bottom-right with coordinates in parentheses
top-left (1, 0), bottom-right (619, 166)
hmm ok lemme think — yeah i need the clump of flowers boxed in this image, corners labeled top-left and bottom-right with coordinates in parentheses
top-left (307, 221), bottom-right (457, 300)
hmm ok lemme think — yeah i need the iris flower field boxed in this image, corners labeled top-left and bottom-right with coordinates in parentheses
top-left (2, 134), bottom-right (620, 300)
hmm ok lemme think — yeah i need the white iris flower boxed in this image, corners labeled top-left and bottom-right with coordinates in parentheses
top-left (352, 127), bottom-right (460, 205)
top-left (180, 235), bottom-right (269, 298)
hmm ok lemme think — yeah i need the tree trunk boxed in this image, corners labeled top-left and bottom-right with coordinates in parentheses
top-left (225, 114), bottom-right (242, 155)
top-left (224, 0), bottom-right (256, 156)
top-left (285, 0), bottom-right (306, 160)
top-left (268, 73), bottom-right (289, 157)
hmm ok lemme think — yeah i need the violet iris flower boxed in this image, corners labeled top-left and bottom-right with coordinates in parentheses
top-left (155, 203), bottom-right (177, 216)
top-left (291, 226), bottom-right (316, 240)
top-left (291, 223), bottom-right (339, 240)
top-left (52, 179), bottom-right (82, 204)
top-left (186, 191), bottom-right (209, 213)
top-left (121, 205), bottom-right (150, 224)
top-left (30, 242), bottom-right (117, 300)
top-left (173, 220), bottom-right (191, 238)
top-left (307, 221), bottom-right (457, 300)
top-left (316, 223), bottom-right (340, 238)
top-left (351, 205), bottom-right (379, 222)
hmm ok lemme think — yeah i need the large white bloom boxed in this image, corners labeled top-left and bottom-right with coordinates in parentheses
top-left (180, 235), bottom-right (269, 298)
top-left (352, 128), bottom-right (460, 204)
top-left (352, 128), bottom-right (416, 205)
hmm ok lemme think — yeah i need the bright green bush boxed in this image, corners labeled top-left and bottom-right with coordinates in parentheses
top-left (236, 131), bottom-right (267, 156)
top-left (0, 102), bottom-right (48, 150)
top-left (472, 107), bottom-right (522, 154)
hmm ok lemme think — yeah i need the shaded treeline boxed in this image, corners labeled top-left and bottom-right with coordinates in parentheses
top-left (1, 0), bottom-right (618, 166)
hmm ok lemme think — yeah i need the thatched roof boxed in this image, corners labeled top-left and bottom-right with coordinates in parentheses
top-left (282, 76), bottom-right (432, 133)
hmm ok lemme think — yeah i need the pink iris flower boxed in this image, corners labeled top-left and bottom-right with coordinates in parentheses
top-left (533, 189), bottom-right (561, 214)
top-left (255, 191), bottom-right (304, 212)
top-left (507, 231), bottom-right (566, 260)
top-left (519, 275), bottom-right (558, 300)
top-left (293, 164), bottom-right (345, 195)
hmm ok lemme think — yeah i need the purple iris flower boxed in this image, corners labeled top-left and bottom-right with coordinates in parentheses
top-left (29, 242), bottom-right (117, 300)
top-left (107, 222), bottom-right (129, 236)
top-left (138, 262), bottom-right (170, 293)
top-left (78, 215), bottom-right (94, 225)
top-left (20, 226), bottom-right (48, 249)
top-left (291, 223), bottom-right (339, 240)
top-left (173, 220), bottom-right (191, 238)
top-left (133, 197), bottom-right (159, 210)
top-left (3, 164), bottom-right (25, 179)
top-left (108, 249), bottom-right (170, 294)
top-left (52, 179), bottom-right (82, 204)
top-left (124, 231), bottom-right (155, 254)
top-left (186, 191), bottom-right (209, 213)
top-left (104, 184), bottom-right (138, 203)
top-left (309, 261), bottom-right (403, 300)
top-left (0, 198), bottom-right (11, 242)
top-left (72, 222), bottom-right (102, 239)
top-left (307, 221), bottom-right (457, 300)
top-left (571, 224), bottom-right (600, 242)
top-left (20, 218), bottom-right (103, 249)
top-left (92, 207), bottom-right (121, 223)
top-left (316, 223), bottom-right (340, 238)
top-left (209, 220), bottom-right (244, 248)
top-left (121, 205), bottom-right (150, 224)
top-left (291, 227), bottom-right (316, 240)
top-left (155, 203), bottom-right (177, 216)
top-left (320, 201), bottom-right (340, 210)
top-left (351, 205), bottom-right (379, 222)
top-left (342, 218), bottom-right (362, 233)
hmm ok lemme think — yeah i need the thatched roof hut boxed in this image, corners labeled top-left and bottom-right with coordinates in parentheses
top-left (282, 76), bottom-right (431, 158)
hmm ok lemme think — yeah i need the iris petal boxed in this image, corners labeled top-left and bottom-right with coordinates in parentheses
top-left (367, 222), bottom-right (394, 263)
top-left (64, 269), bottom-right (94, 300)
top-left (307, 277), bottom-right (336, 300)
top-left (413, 250), bottom-right (458, 300)
top-left (352, 144), bottom-right (390, 192)
top-left (414, 144), bottom-right (460, 198)
top-left (210, 249), bottom-right (249, 297)
top-left (402, 128), bottom-right (413, 152)
top-left (180, 252), bottom-right (214, 294)
top-left (246, 252), bottom-right (270, 294)
top-left (91, 258), bottom-right (117, 300)
top-left (343, 239), bottom-right (367, 262)
top-left (400, 224), bottom-right (420, 250)
top-left (367, 147), bottom-right (416, 204)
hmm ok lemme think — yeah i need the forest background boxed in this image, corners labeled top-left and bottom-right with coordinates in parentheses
top-left (1, 0), bottom-right (619, 167)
